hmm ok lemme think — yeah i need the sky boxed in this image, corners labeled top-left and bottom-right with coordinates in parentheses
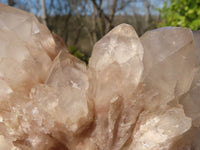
top-left (0, 0), bottom-right (164, 16)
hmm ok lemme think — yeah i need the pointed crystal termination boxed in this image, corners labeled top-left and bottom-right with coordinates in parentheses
top-left (31, 50), bottom-right (93, 134)
top-left (180, 30), bottom-right (200, 128)
top-left (89, 23), bottom-right (143, 105)
top-left (0, 4), bottom-right (199, 150)
top-left (25, 51), bottom-right (94, 149)
top-left (141, 27), bottom-right (195, 105)
top-left (0, 3), bottom-right (58, 94)
top-left (0, 3), bottom-right (57, 58)
top-left (88, 24), bottom-right (144, 150)
top-left (175, 31), bottom-right (200, 150)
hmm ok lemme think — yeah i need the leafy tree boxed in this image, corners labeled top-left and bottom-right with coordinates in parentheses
top-left (159, 0), bottom-right (200, 30)
top-left (68, 46), bottom-right (89, 64)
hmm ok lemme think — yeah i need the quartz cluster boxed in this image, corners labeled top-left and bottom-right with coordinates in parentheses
top-left (0, 3), bottom-right (200, 150)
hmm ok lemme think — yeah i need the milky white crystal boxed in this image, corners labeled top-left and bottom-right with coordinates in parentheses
top-left (0, 3), bottom-right (199, 150)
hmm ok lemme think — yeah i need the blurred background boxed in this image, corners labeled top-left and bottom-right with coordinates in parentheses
top-left (0, 0), bottom-right (200, 62)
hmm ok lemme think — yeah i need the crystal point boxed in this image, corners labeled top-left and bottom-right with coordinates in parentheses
top-left (141, 27), bottom-right (195, 104)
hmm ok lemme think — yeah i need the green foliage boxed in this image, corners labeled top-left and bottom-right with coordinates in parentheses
top-left (158, 0), bottom-right (200, 30)
top-left (68, 46), bottom-right (88, 64)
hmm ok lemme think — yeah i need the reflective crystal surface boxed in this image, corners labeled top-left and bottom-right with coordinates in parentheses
top-left (0, 4), bottom-right (200, 150)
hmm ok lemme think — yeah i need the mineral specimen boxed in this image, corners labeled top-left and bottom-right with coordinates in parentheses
top-left (0, 3), bottom-right (200, 150)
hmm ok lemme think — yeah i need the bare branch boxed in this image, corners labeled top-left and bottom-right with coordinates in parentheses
top-left (91, 0), bottom-right (111, 23)
top-left (108, 0), bottom-right (117, 30)
top-left (117, 0), bottom-right (132, 11)
top-left (41, 0), bottom-right (47, 25)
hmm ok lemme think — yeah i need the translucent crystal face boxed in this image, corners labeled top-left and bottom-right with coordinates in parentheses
top-left (141, 27), bottom-right (195, 104)
top-left (0, 3), bottom-right (200, 150)
top-left (89, 24), bottom-right (143, 71)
